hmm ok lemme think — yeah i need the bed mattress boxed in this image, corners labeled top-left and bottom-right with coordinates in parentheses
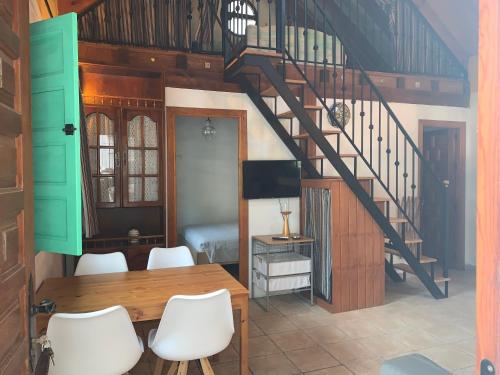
top-left (253, 270), bottom-right (311, 292)
top-left (181, 222), bottom-right (239, 264)
top-left (254, 252), bottom-right (311, 277)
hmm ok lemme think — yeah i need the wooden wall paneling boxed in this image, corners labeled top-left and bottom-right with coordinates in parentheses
top-left (0, 56), bottom-right (15, 107)
top-left (331, 180), bottom-right (342, 312)
top-left (0, 0), bottom-right (33, 373)
top-left (477, 0), bottom-right (500, 371)
top-left (357, 192), bottom-right (367, 309)
top-left (301, 178), bottom-right (384, 313)
top-left (79, 41), bottom-right (470, 107)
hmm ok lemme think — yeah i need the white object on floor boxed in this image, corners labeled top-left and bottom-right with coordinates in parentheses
top-left (148, 289), bottom-right (234, 375)
top-left (253, 270), bottom-right (311, 292)
top-left (254, 252), bottom-right (311, 276)
top-left (46, 305), bottom-right (143, 375)
top-left (147, 246), bottom-right (195, 270)
top-left (74, 252), bottom-right (128, 276)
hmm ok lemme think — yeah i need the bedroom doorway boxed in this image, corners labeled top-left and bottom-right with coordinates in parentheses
top-left (166, 107), bottom-right (249, 286)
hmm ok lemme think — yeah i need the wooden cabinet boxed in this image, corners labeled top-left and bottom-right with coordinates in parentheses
top-left (85, 106), bottom-right (163, 208)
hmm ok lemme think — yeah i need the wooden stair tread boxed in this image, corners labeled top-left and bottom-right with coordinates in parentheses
top-left (394, 263), bottom-right (450, 283)
top-left (373, 196), bottom-right (390, 202)
top-left (419, 255), bottom-right (438, 264)
top-left (389, 217), bottom-right (409, 224)
top-left (384, 249), bottom-right (437, 264)
top-left (309, 154), bottom-right (357, 160)
top-left (285, 78), bottom-right (307, 85)
top-left (292, 129), bottom-right (341, 139)
top-left (277, 105), bottom-right (322, 119)
top-left (261, 78), bottom-right (306, 97)
top-left (385, 237), bottom-right (424, 245)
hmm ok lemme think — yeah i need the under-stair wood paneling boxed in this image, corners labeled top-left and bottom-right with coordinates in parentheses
top-left (477, 0), bottom-right (500, 371)
top-left (301, 178), bottom-right (385, 313)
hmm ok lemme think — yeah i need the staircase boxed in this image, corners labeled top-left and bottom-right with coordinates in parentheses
top-left (222, 0), bottom-right (451, 298)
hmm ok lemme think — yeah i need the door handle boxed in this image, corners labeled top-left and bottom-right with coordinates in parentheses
top-left (31, 299), bottom-right (56, 315)
top-left (62, 123), bottom-right (77, 135)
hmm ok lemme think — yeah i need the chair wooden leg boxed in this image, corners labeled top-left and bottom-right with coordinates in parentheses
top-left (153, 357), bottom-right (165, 375)
top-left (200, 358), bottom-right (215, 375)
top-left (166, 361), bottom-right (179, 375)
top-left (177, 361), bottom-right (188, 375)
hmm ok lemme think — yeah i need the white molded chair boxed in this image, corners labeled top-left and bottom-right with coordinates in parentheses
top-left (74, 252), bottom-right (128, 276)
top-left (148, 289), bottom-right (234, 375)
top-left (46, 305), bottom-right (143, 375)
top-left (146, 246), bottom-right (195, 270)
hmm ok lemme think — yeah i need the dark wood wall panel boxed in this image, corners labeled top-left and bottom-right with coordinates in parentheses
top-left (302, 178), bottom-right (385, 313)
top-left (81, 70), bottom-right (163, 101)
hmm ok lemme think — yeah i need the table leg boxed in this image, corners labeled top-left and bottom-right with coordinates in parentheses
top-left (239, 298), bottom-right (249, 375)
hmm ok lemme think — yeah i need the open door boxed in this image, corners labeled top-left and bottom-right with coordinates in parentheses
top-left (0, 1), bottom-right (35, 373)
top-left (30, 13), bottom-right (82, 255)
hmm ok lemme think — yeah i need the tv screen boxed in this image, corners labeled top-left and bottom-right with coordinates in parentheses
top-left (243, 160), bottom-right (301, 199)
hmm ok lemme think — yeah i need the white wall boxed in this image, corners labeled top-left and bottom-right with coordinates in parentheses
top-left (175, 116), bottom-right (239, 231)
top-left (165, 88), bottom-right (302, 265)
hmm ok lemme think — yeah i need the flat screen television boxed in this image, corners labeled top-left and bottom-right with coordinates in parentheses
top-left (243, 160), bottom-right (301, 199)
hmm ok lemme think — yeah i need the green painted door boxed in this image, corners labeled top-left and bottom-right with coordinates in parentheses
top-left (30, 13), bottom-right (81, 255)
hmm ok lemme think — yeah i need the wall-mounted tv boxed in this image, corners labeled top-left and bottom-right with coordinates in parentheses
top-left (243, 160), bottom-right (301, 199)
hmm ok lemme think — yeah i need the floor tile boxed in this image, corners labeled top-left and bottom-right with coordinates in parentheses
top-left (306, 325), bottom-right (348, 345)
top-left (305, 365), bottom-right (354, 374)
top-left (248, 335), bottom-right (281, 358)
top-left (269, 330), bottom-right (317, 352)
top-left (285, 346), bottom-right (339, 372)
top-left (419, 345), bottom-right (476, 371)
top-left (249, 353), bottom-right (301, 375)
top-left (322, 338), bottom-right (378, 362)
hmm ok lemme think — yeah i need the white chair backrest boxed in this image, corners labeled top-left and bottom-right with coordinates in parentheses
top-left (150, 289), bottom-right (234, 361)
top-left (74, 252), bottom-right (128, 276)
top-left (147, 246), bottom-right (195, 270)
top-left (47, 305), bottom-right (143, 375)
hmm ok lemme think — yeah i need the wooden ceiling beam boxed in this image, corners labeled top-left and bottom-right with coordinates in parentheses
top-left (57, 0), bottom-right (101, 15)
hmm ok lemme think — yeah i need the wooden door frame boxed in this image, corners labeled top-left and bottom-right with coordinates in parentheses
top-left (418, 119), bottom-right (466, 269)
top-left (166, 107), bottom-right (249, 287)
top-left (477, 0), bottom-right (500, 370)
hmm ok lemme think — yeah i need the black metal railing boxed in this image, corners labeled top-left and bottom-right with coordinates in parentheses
top-left (222, 0), bottom-right (450, 294)
top-left (78, 0), bottom-right (466, 80)
top-left (78, 0), bottom-right (222, 54)
top-left (327, 0), bottom-right (467, 78)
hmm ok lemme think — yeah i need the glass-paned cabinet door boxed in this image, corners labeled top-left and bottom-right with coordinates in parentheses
top-left (85, 107), bottom-right (121, 207)
top-left (123, 110), bottom-right (162, 206)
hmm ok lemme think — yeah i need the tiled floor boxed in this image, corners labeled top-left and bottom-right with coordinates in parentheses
top-left (131, 269), bottom-right (476, 375)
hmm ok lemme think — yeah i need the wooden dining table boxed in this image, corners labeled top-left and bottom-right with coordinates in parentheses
top-left (36, 264), bottom-right (249, 375)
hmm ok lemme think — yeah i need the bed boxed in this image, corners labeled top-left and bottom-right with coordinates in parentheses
top-left (180, 222), bottom-right (240, 265)
top-left (245, 24), bottom-right (344, 65)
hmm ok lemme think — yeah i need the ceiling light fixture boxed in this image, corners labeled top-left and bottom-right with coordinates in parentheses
top-left (201, 117), bottom-right (216, 141)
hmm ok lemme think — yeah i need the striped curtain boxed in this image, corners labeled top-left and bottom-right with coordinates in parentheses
top-left (80, 93), bottom-right (99, 238)
top-left (303, 187), bottom-right (332, 303)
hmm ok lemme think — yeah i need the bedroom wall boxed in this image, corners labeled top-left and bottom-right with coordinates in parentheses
top-left (175, 116), bottom-right (239, 231)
